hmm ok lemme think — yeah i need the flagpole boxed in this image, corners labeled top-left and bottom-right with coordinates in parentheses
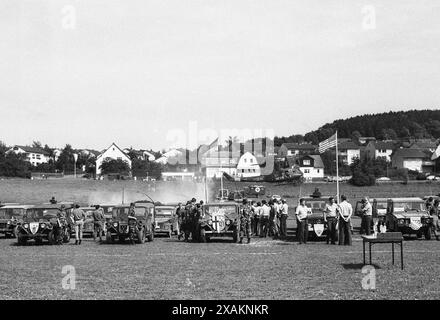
top-left (335, 131), bottom-right (339, 203)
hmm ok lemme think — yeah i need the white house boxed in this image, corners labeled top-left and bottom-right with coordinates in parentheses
top-left (201, 151), bottom-right (239, 178)
top-left (155, 149), bottom-right (184, 165)
top-left (96, 143), bottom-right (132, 176)
top-left (337, 141), bottom-right (360, 164)
top-left (297, 155), bottom-right (324, 180)
top-left (365, 141), bottom-right (396, 162)
top-left (7, 145), bottom-right (50, 166)
top-left (236, 152), bottom-right (261, 178)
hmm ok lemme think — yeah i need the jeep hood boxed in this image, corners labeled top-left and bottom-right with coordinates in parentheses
top-left (392, 212), bottom-right (429, 219)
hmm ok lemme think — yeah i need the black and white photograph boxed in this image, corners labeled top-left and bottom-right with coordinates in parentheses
top-left (1, 0), bottom-right (440, 309)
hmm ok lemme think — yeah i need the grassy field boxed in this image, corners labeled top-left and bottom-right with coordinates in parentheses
top-left (0, 223), bottom-right (439, 300)
top-left (0, 178), bottom-right (439, 300)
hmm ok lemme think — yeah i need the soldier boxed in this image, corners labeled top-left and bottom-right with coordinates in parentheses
top-left (71, 204), bottom-right (86, 245)
top-left (92, 205), bottom-right (105, 242)
top-left (189, 198), bottom-right (198, 242)
top-left (239, 199), bottom-right (252, 244)
top-left (175, 203), bottom-right (185, 240)
top-left (127, 203), bottom-right (137, 244)
top-left (183, 201), bottom-right (192, 242)
top-left (432, 199), bottom-right (440, 240)
top-left (52, 204), bottom-right (66, 244)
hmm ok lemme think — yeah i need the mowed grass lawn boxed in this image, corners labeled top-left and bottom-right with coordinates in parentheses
top-left (0, 217), bottom-right (439, 300)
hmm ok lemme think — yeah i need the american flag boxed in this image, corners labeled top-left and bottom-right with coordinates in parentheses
top-left (318, 133), bottom-right (337, 153)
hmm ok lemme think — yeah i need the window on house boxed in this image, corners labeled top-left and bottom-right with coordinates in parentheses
top-left (304, 169), bottom-right (310, 173)
top-left (317, 169), bottom-right (320, 173)
top-left (303, 160), bottom-right (310, 165)
top-left (117, 157), bottom-right (122, 160)
top-left (250, 158), bottom-right (253, 163)
top-left (244, 158), bottom-right (247, 163)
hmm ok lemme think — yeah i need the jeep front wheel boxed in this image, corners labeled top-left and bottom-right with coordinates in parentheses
top-left (199, 229), bottom-right (206, 243)
top-left (425, 226), bottom-right (432, 240)
top-left (147, 231), bottom-right (154, 242)
top-left (17, 235), bottom-right (27, 245)
top-left (232, 229), bottom-right (239, 243)
top-left (63, 229), bottom-right (71, 243)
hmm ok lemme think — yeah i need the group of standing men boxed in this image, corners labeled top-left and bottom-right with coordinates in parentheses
top-left (295, 195), bottom-right (353, 245)
top-left (247, 199), bottom-right (289, 240)
top-left (175, 198), bottom-right (203, 242)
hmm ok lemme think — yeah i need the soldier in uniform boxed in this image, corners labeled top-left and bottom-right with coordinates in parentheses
top-left (175, 203), bottom-right (185, 240)
top-left (52, 204), bottom-right (67, 244)
top-left (189, 198), bottom-right (198, 242)
top-left (127, 203), bottom-right (137, 244)
top-left (183, 201), bottom-right (192, 242)
top-left (92, 205), bottom-right (105, 242)
top-left (239, 199), bottom-right (252, 244)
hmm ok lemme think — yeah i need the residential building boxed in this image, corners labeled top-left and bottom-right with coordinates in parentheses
top-left (95, 143), bottom-right (132, 176)
top-left (200, 151), bottom-right (239, 178)
top-left (336, 141), bottom-right (360, 164)
top-left (278, 143), bottom-right (317, 157)
top-left (297, 154), bottom-right (324, 180)
top-left (7, 145), bottom-right (50, 166)
top-left (365, 141), bottom-right (396, 162)
top-left (236, 152), bottom-right (261, 178)
top-left (391, 148), bottom-right (434, 173)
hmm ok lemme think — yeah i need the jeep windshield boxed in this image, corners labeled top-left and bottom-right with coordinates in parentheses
top-left (393, 202), bottom-right (426, 212)
top-left (306, 200), bottom-right (326, 211)
top-left (0, 208), bottom-right (25, 219)
top-left (112, 207), bottom-right (145, 220)
top-left (156, 208), bottom-right (173, 217)
top-left (204, 205), bottom-right (237, 216)
top-left (23, 209), bottom-right (59, 222)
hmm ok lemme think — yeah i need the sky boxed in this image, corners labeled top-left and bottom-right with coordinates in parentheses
top-left (1, 0), bottom-right (440, 151)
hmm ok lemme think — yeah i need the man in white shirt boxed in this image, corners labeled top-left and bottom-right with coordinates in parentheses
top-left (324, 197), bottom-right (338, 244)
top-left (259, 200), bottom-right (271, 237)
top-left (295, 198), bottom-right (310, 244)
top-left (360, 197), bottom-right (373, 235)
top-left (279, 199), bottom-right (289, 238)
top-left (338, 195), bottom-right (353, 245)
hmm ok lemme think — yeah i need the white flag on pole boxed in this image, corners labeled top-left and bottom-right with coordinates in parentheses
top-left (318, 133), bottom-right (337, 153)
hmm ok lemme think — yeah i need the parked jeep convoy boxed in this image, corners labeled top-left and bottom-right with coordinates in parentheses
top-left (385, 197), bottom-right (433, 239)
top-left (0, 205), bottom-right (32, 238)
top-left (197, 202), bottom-right (240, 242)
top-left (106, 204), bottom-right (154, 244)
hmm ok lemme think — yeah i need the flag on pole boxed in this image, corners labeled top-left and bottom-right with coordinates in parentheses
top-left (207, 137), bottom-right (219, 151)
top-left (318, 133), bottom-right (337, 153)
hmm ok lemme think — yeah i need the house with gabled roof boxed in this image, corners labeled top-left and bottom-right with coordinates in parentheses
top-left (278, 143), bottom-right (317, 157)
top-left (365, 140), bottom-right (397, 162)
top-left (95, 143), bottom-right (132, 176)
top-left (7, 145), bottom-right (50, 166)
top-left (391, 148), bottom-right (434, 173)
top-left (296, 154), bottom-right (324, 180)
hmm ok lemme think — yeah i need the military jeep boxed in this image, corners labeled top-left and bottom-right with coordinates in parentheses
top-left (154, 205), bottom-right (178, 237)
top-left (197, 202), bottom-right (240, 243)
top-left (16, 204), bottom-right (71, 245)
top-left (385, 197), bottom-right (433, 239)
top-left (0, 205), bottom-right (32, 238)
top-left (294, 197), bottom-right (329, 240)
top-left (106, 204), bottom-right (154, 244)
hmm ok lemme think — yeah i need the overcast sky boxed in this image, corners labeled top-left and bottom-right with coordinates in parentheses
top-left (1, 0), bottom-right (440, 151)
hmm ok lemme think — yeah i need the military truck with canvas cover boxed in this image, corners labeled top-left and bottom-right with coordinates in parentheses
top-left (154, 205), bottom-right (178, 237)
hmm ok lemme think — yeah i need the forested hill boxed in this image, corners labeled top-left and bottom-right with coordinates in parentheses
top-left (275, 109), bottom-right (440, 146)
